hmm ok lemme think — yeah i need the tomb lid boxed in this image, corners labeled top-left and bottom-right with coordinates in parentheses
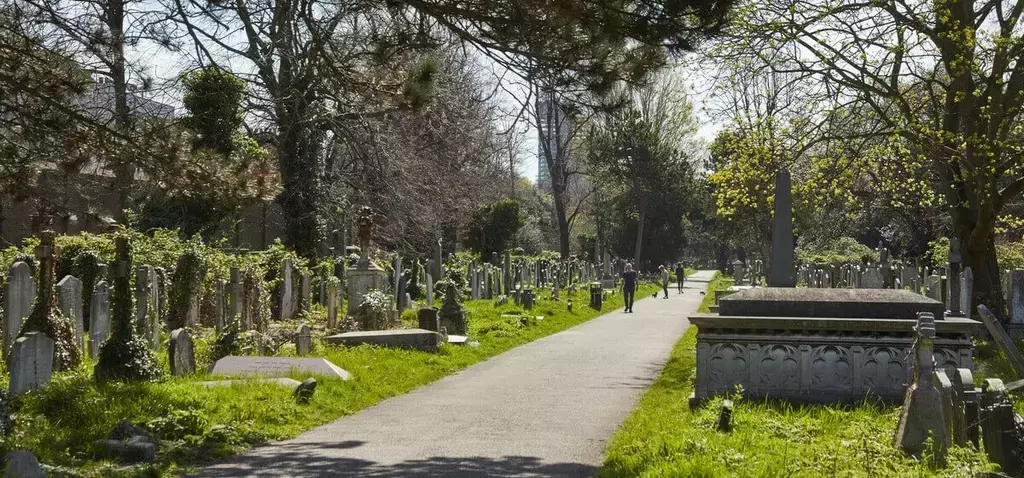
top-left (718, 287), bottom-right (944, 319)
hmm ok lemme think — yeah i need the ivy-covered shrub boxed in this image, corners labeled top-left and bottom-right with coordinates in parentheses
top-left (167, 241), bottom-right (207, 330)
top-left (94, 234), bottom-right (161, 382)
top-left (355, 290), bottom-right (394, 331)
top-left (19, 231), bottom-right (81, 372)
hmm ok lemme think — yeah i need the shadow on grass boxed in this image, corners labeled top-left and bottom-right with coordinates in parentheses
top-left (195, 443), bottom-right (596, 477)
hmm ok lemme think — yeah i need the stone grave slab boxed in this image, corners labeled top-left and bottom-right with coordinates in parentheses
top-left (210, 356), bottom-right (351, 380)
top-left (197, 377), bottom-right (302, 388)
top-left (719, 287), bottom-right (944, 319)
top-left (326, 329), bottom-right (441, 353)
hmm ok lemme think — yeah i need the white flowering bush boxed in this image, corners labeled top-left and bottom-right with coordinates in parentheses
top-left (356, 289), bottom-right (396, 330)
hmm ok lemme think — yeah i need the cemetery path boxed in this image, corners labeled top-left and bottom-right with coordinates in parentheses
top-left (197, 270), bottom-right (717, 478)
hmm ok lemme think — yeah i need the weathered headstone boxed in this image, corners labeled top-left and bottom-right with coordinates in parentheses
top-left (326, 279), bottom-right (339, 329)
top-left (214, 280), bottom-right (226, 333)
top-left (168, 328), bottom-right (195, 376)
top-left (980, 379), bottom-right (1023, 475)
top-left (425, 273), bottom-right (434, 307)
top-left (861, 267), bottom-right (883, 288)
top-left (960, 267), bottom-right (974, 318)
top-left (8, 332), bottom-right (53, 396)
top-left (296, 323), bottom-right (312, 356)
top-left (926, 274), bottom-right (942, 302)
top-left (417, 308), bottom-right (439, 332)
top-left (89, 281), bottom-right (110, 357)
top-left (4, 450), bottom-right (44, 478)
top-left (280, 258), bottom-right (295, 320)
top-left (133, 265), bottom-right (158, 350)
top-left (210, 356), bottom-right (352, 380)
top-left (768, 168), bottom-right (795, 287)
top-left (894, 312), bottom-right (949, 461)
top-left (226, 267), bottom-right (242, 328)
top-left (56, 275), bottom-right (84, 353)
top-left (4, 262), bottom-right (34, 353)
top-left (950, 367), bottom-right (980, 447)
top-left (948, 239), bottom-right (963, 316)
top-left (299, 273), bottom-right (311, 312)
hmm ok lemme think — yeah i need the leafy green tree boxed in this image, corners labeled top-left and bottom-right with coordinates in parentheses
top-left (463, 200), bottom-right (525, 259)
top-left (714, 0), bottom-right (1024, 317)
top-left (171, 0), bottom-right (733, 257)
top-left (182, 68), bottom-right (245, 155)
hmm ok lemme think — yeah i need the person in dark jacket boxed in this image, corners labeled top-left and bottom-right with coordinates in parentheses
top-left (675, 263), bottom-right (686, 293)
top-left (622, 263), bottom-right (638, 313)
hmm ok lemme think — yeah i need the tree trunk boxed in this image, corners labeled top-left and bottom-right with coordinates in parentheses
top-left (277, 122), bottom-right (328, 258)
top-left (964, 232), bottom-right (1005, 322)
top-left (553, 184), bottom-right (571, 259)
top-left (634, 210), bottom-right (646, 268)
top-left (108, 0), bottom-right (132, 222)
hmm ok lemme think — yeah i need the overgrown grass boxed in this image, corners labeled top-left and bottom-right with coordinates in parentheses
top-left (8, 282), bottom-right (659, 477)
top-left (599, 275), bottom-right (995, 478)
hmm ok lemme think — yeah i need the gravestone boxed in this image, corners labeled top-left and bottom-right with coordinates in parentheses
top-left (4, 262), bottom-right (34, 353)
top-left (133, 265), bottom-right (159, 350)
top-left (56, 275), bottom-right (84, 353)
top-left (732, 260), bottom-right (744, 285)
top-left (768, 168), bottom-right (796, 287)
top-left (326, 329), bottom-right (443, 353)
top-left (226, 267), bottom-right (242, 328)
top-left (326, 280), bottom-right (339, 329)
top-left (168, 328), bottom-right (195, 376)
top-left (211, 356), bottom-right (352, 380)
top-left (960, 267), bottom-right (974, 318)
top-left (89, 281), bottom-right (110, 357)
top-left (8, 332), bottom-right (53, 396)
top-left (950, 367), bottom-right (980, 447)
top-left (280, 258), bottom-right (296, 320)
top-left (425, 273), bottom-right (434, 307)
top-left (299, 273), bottom-right (311, 312)
top-left (948, 239), bottom-right (963, 316)
top-left (1009, 270), bottom-right (1024, 337)
top-left (417, 308), bottom-right (439, 332)
top-left (926, 275), bottom-right (943, 302)
top-left (4, 450), bottom-right (44, 478)
top-left (214, 280), bottom-right (226, 333)
top-left (861, 267), bottom-right (883, 288)
top-left (894, 312), bottom-right (949, 460)
top-left (296, 323), bottom-right (312, 356)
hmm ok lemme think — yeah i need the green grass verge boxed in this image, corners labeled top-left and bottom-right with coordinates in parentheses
top-left (8, 282), bottom-right (659, 477)
top-left (599, 275), bottom-right (995, 478)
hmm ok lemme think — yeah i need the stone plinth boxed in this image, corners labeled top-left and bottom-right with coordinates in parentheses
top-left (690, 314), bottom-right (978, 404)
top-left (326, 329), bottom-right (442, 353)
top-left (720, 288), bottom-right (945, 319)
top-left (346, 264), bottom-right (387, 316)
top-left (210, 356), bottom-right (352, 380)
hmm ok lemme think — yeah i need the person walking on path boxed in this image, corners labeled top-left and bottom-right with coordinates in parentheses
top-left (675, 263), bottom-right (686, 293)
top-left (660, 265), bottom-right (670, 299)
top-left (622, 263), bottom-right (638, 313)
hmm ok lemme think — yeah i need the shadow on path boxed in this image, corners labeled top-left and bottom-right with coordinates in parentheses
top-left (199, 442), bottom-right (596, 477)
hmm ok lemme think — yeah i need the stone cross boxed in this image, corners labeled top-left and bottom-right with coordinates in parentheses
top-left (89, 281), bottom-right (110, 358)
top-left (4, 262), bottom-right (34, 353)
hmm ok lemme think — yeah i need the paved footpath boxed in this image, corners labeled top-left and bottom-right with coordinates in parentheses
top-left (198, 270), bottom-right (717, 478)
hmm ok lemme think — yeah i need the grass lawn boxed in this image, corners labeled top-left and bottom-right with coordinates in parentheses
top-left (7, 281), bottom-right (660, 477)
top-left (599, 274), bottom-right (995, 478)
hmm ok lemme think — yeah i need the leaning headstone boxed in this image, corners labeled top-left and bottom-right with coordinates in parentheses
top-left (56, 275), bottom-right (84, 354)
top-left (8, 332), bottom-right (54, 396)
top-left (296, 324), bottom-right (312, 356)
top-left (768, 168), bottom-right (795, 287)
top-left (978, 304), bottom-right (1024, 379)
top-left (4, 262), bottom-right (34, 353)
top-left (894, 312), bottom-right (949, 461)
top-left (168, 328), bottom-right (195, 376)
top-left (4, 450), bottom-right (44, 478)
top-left (89, 281), bottom-right (110, 357)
